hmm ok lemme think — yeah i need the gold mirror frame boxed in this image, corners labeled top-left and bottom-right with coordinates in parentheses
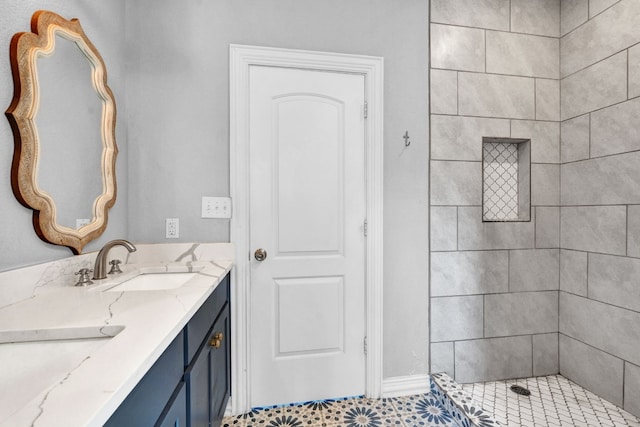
top-left (5, 10), bottom-right (117, 254)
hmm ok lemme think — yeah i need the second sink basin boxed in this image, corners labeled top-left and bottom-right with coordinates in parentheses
top-left (106, 273), bottom-right (197, 292)
top-left (0, 325), bottom-right (124, 421)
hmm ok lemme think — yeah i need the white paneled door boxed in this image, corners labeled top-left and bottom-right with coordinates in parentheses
top-left (249, 65), bottom-right (366, 408)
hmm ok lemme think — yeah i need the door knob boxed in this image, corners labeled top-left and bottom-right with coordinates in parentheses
top-left (254, 248), bottom-right (267, 261)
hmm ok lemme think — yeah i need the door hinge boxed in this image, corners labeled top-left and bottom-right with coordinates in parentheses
top-left (363, 219), bottom-right (368, 237)
top-left (363, 102), bottom-right (368, 119)
top-left (364, 336), bottom-right (368, 355)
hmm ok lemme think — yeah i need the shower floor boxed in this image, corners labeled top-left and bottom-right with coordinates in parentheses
top-left (461, 375), bottom-right (640, 426)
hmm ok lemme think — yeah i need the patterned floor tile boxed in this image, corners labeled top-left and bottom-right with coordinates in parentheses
top-left (389, 393), bottom-right (431, 414)
top-left (223, 374), bottom-right (640, 427)
top-left (224, 392), bottom-right (465, 427)
top-left (322, 410), bottom-right (407, 427)
top-left (320, 397), bottom-right (396, 425)
top-left (232, 404), bottom-right (323, 426)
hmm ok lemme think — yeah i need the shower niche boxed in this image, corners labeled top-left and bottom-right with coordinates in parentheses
top-left (482, 137), bottom-right (531, 222)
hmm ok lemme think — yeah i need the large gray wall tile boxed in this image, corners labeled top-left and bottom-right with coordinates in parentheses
top-left (561, 0), bottom-right (640, 77)
top-left (431, 251), bottom-right (509, 297)
top-left (459, 207), bottom-right (535, 250)
top-left (510, 249), bottom-right (560, 291)
top-left (627, 205), bottom-right (640, 257)
top-left (431, 115), bottom-right (510, 161)
top-left (591, 98), bottom-right (640, 157)
top-left (560, 206), bottom-right (626, 255)
top-left (485, 291), bottom-right (559, 337)
top-left (561, 152), bottom-right (640, 205)
top-left (561, 0), bottom-right (588, 36)
top-left (455, 336), bottom-right (533, 383)
top-left (561, 114), bottom-right (590, 163)
top-left (559, 334), bottom-right (624, 406)
top-left (532, 164), bottom-right (560, 206)
top-left (430, 0), bottom-right (510, 30)
top-left (561, 51), bottom-right (627, 120)
top-left (431, 24), bottom-right (485, 72)
top-left (512, 120), bottom-right (560, 164)
top-left (459, 73), bottom-right (535, 119)
top-left (588, 253), bottom-right (640, 312)
top-left (511, 0), bottom-right (560, 37)
top-left (536, 207), bottom-right (560, 248)
top-left (431, 70), bottom-right (458, 115)
top-left (534, 333), bottom-right (559, 376)
top-left (487, 31), bottom-right (559, 79)
top-left (431, 161), bottom-right (482, 205)
top-left (589, 0), bottom-right (620, 17)
top-left (630, 44), bottom-right (640, 99)
top-left (536, 79), bottom-right (560, 121)
top-left (625, 362), bottom-right (640, 417)
top-left (431, 296), bottom-right (484, 342)
top-left (560, 249), bottom-right (588, 296)
top-left (560, 292), bottom-right (640, 366)
top-left (431, 342), bottom-right (455, 376)
top-left (431, 206), bottom-right (457, 251)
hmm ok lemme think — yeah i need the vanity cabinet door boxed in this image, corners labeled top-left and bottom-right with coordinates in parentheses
top-left (186, 345), bottom-right (210, 427)
top-left (209, 305), bottom-right (230, 426)
top-left (187, 306), bottom-right (230, 427)
top-left (155, 381), bottom-right (187, 427)
top-left (104, 331), bottom-right (184, 427)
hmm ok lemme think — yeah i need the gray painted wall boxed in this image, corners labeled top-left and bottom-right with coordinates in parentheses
top-left (0, 1), bottom-right (128, 270)
top-left (125, 0), bottom-right (430, 378)
top-left (559, 0), bottom-right (640, 416)
top-left (1, 1), bottom-right (428, 379)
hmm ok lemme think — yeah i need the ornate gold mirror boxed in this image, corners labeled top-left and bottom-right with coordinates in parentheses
top-left (6, 10), bottom-right (117, 254)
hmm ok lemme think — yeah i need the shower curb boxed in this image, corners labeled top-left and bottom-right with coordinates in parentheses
top-left (430, 373), bottom-right (505, 427)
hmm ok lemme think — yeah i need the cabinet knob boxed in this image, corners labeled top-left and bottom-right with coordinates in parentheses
top-left (209, 332), bottom-right (224, 349)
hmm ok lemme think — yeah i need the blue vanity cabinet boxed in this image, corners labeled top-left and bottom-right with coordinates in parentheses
top-left (209, 304), bottom-right (231, 426)
top-left (185, 275), bottom-right (231, 427)
top-left (104, 273), bottom-right (231, 427)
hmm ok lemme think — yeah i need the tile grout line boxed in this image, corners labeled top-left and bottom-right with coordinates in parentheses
top-left (588, 113), bottom-right (591, 159)
top-left (585, 252), bottom-right (589, 298)
top-left (623, 361), bottom-right (626, 411)
top-left (626, 205), bottom-right (629, 257)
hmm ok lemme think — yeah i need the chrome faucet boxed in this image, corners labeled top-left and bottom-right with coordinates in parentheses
top-left (93, 239), bottom-right (137, 280)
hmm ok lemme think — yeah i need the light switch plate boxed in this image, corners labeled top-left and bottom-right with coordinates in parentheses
top-left (202, 197), bottom-right (232, 218)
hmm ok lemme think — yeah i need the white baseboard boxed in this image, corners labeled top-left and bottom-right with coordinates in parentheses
top-left (381, 374), bottom-right (431, 398)
top-left (224, 397), bottom-right (233, 417)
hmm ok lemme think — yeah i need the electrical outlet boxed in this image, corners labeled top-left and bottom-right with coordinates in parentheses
top-left (166, 218), bottom-right (179, 238)
top-left (201, 197), bottom-right (232, 219)
top-left (76, 218), bottom-right (91, 229)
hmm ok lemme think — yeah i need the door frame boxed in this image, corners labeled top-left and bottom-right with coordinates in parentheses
top-left (229, 44), bottom-right (383, 414)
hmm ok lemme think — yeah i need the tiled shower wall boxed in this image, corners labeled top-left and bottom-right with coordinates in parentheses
top-left (429, 0), bottom-right (561, 383)
top-left (559, 0), bottom-right (640, 416)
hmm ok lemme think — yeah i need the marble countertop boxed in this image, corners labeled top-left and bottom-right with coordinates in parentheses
top-left (0, 243), bottom-right (233, 427)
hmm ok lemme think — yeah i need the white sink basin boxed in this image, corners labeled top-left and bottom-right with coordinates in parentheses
top-left (106, 272), bottom-right (197, 292)
top-left (0, 326), bottom-right (124, 421)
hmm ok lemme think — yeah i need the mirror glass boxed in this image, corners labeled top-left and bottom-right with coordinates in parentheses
top-left (6, 10), bottom-right (118, 254)
top-left (36, 33), bottom-right (103, 229)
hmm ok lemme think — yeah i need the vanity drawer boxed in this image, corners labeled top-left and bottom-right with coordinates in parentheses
top-left (185, 275), bottom-right (230, 364)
